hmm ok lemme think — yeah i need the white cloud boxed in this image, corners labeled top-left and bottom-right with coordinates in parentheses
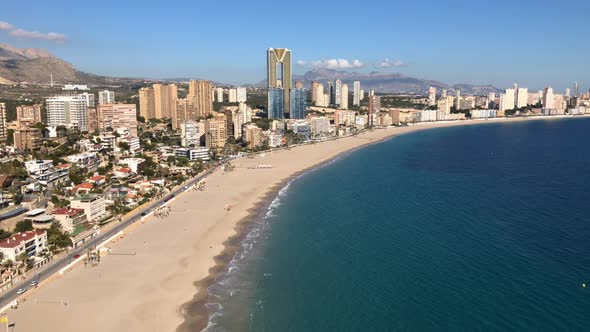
top-left (374, 58), bottom-right (407, 68)
top-left (0, 21), bottom-right (66, 43)
top-left (298, 58), bottom-right (365, 70)
top-left (0, 21), bottom-right (15, 30)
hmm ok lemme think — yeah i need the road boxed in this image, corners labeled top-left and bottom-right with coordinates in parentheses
top-left (0, 165), bottom-right (218, 310)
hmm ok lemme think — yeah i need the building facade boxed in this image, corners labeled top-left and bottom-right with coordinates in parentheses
top-left (46, 95), bottom-right (89, 131)
top-left (290, 88), bottom-right (307, 119)
top-left (267, 48), bottom-right (292, 116)
top-left (98, 90), bottom-right (115, 105)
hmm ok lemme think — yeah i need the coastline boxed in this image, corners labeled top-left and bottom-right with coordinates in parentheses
top-left (7, 115), bottom-right (589, 332)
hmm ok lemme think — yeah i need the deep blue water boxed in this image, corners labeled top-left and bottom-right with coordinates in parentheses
top-left (206, 118), bottom-right (590, 331)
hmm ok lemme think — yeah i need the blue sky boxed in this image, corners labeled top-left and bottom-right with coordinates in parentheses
top-left (1, 0), bottom-right (589, 91)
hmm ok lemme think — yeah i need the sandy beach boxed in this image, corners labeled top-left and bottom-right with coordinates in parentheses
top-left (7, 115), bottom-right (586, 332)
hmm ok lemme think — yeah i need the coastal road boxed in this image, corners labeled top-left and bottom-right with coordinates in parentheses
top-left (0, 165), bottom-right (219, 311)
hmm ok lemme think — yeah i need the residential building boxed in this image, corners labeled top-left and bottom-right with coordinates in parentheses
top-left (98, 90), bottom-right (115, 105)
top-left (268, 132), bottom-right (284, 147)
top-left (46, 95), bottom-right (89, 131)
top-left (228, 88), bottom-right (237, 103)
top-left (87, 107), bottom-right (98, 132)
top-left (79, 92), bottom-right (95, 108)
top-left (340, 84), bottom-right (349, 110)
top-left (311, 81), bottom-right (321, 104)
top-left (188, 80), bottom-right (214, 117)
top-left (139, 87), bottom-right (156, 119)
top-left (268, 87), bottom-right (285, 119)
top-left (327, 82), bottom-right (334, 105)
top-left (236, 87), bottom-right (247, 102)
top-left (517, 88), bottom-right (528, 108)
top-left (471, 109), bottom-right (497, 119)
top-left (174, 147), bottom-right (210, 161)
top-left (153, 84), bottom-right (177, 119)
top-left (0, 103), bottom-right (6, 142)
top-left (353, 81), bottom-right (361, 106)
top-left (25, 160), bottom-right (54, 180)
top-left (310, 117), bottom-right (331, 137)
top-left (454, 89), bottom-right (461, 109)
top-left (428, 87), bottom-right (436, 106)
top-left (437, 97), bottom-right (452, 114)
top-left (335, 79), bottom-right (342, 106)
top-left (334, 110), bottom-right (356, 126)
top-left (243, 124), bottom-right (263, 148)
top-left (290, 88), bottom-right (307, 119)
top-left (419, 110), bottom-right (438, 122)
top-left (0, 230), bottom-right (48, 262)
top-left (13, 127), bottom-right (42, 151)
top-left (359, 89), bottom-right (365, 101)
top-left (181, 120), bottom-right (203, 147)
top-left (51, 208), bottom-right (87, 234)
top-left (204, 114), bottom-right (228, 150)
top-left (24, 209), bottom-right (55, 230)
top-left (118, 158), bottom-right (145, 173)
top-left (267, 48), bottom-right (292, 115)
top-left (70, 194), bottom-right (106, 222)
top-left (16, 104), bottom-right (42, 126)
top-left (543, 87), bottom-right (555, 109)
top-left (368, 95), bottom-right (381, 127)
top-left (97, 104), bottom-right (138, 136)
top-left (215, 87), bottom-right (224, 103)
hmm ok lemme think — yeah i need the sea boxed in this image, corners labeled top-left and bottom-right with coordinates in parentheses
top-left (203, 117), bottom-right (590, 331)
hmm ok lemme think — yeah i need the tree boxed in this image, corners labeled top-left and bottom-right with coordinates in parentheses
top-left (68, 165), bottom-right (85, 185)
top-left (0, 230), bottom-right (11, 240)
top-left (47, 221), bottom-right (73, 252)
top-left (6, 129), bottom-right (14, 146)
top-left (14, 220), bottom-right (33, 233)
top-left (118, 142), bottom-right (130, 151)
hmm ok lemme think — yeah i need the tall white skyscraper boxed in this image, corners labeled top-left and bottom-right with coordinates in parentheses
top-left (428, 87), bottom-right (436, 106)
top-left (46, 95), bottom-right (89, 131)
top-left (516, 88), bottom-right (528, 108)
top-left (216, 87), bottom-right (224, 103)
top-left (79, 92), bottom-right (95, 108)
top-left (543, 87), bottom-right (555, 109)
top-left (454, 89), bottom-right (461, 109)
top-left (359, 89), bottom-right (364, 101)
top-left (340, 84), bottom-right (349, 110)
top-left (335, 79), bottom-right (342, 106)
top-left (353, 81), bottom-right (361, 106)
top-left (237, 87), bottom-right (247, 102)
top-left (228, 88), bottom-right (237, 103)
top-left (503, 88), bottom-right (516, 110)
top-left (98, 90), bottom-right (115, 105)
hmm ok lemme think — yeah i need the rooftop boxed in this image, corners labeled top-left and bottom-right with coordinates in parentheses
top-left (52, 208), bottom-right (84, 216)
top-left (0, 230), bottom-right (46, 249)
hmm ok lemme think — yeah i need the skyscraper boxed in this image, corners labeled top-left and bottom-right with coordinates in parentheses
top-left (335, 79), bottom-right (342, 106)
top-left (139, 87), bottom-right (155, 119)
top-left (0, 103), bottom-right (6, 142)
top-left (311, 81), bottom-right (321, 104)
top-left (267, 48), bottom-right (292, 118)
top-left (236, 87), bottom-right (247, 102)
top-left (340, 84), bottom-right (349, 110)
top-left (228, 88), bottom-right (237, 103)
top-left (98, 90), bottom-right (115, 105)
top-left (153, 84), bottom-right (177, 118)
top-left (268, 88), bottom-right (284, 119)
top-left (543, 87), bottom-right (555, 109)
top-left (188, 80), bottom-right (214, 117)
top-left (216, 87), bottom-right (224, 103)
top-left (353, 81), bottom-right (361, 106)
top-left (574, 82), bottom-right (579, 97)
top-left (454, 89), bottom-right (461, 109)
top-left (428, 87), bottom-right (436, 106)
top-left (327, 82), bottom-right (335, 105)
top-left (16, 104), bottom-right (42, 126)
top-left (368, 95), bottom-right (380, 127)
top-left (290, 88), bottom-right (307, 119)
top-left (97, 104), bottom-right (138, 136)
top-left (516, 88), bottom-right (528, 108)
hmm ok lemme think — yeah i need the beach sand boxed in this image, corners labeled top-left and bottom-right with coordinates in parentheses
top-left (7, 116), bottom-right (583, 331)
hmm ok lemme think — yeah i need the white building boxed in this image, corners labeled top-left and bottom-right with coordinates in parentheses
top-left (268, 132), bottom-right (283, 147)
top-left (419, 109), bottom-right (438, 122)
top-left (500, 89), bottom-right (516, 112)
top-left (340, 84), bottom-right (349, 110)
top-left (353, 81), bottom-right (361, 106)
top-left (174, 147), bottom-right (211, 161)
top-left (62, 84), bottom-right (89, 91)
top-left (471, 109), bottom-right (497, 119)
top-left (334, 80), bottom-right (342, 106)
top-left (67, 152), bottom-right (100, 167)
top-left (70, 194), bottom-right (106, 222)
top-left (0, 230), bottom-right (48, 262)
top-left (98, 90), bottom-right (115, 105)
top-left (117, 136), bottom-right (141, 153)
top-left (216, 87), bottom-right (224, 103)
top-left (118, 158), bottom-right (145, 173)
top-left (517, 88), bottom-right (528, 108)
top-left (79, 92), bottom-right (95, 108)
top-left (46, 95), bottom-right (89, 131)
top-left (25, 160), bottom-right (55, 182)
top-left (428, 87), bottom-right (437, 106)
top-left (237, 87), bottom-right (247, 102)
top-left (543, 87), bottom-right (555, 109)
top-left (181, 121), bottom-right (203, 147)
top-left (228, 88), bottom-right (237, 103)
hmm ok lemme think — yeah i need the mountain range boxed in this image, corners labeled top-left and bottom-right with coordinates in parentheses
top-left (257, 68), bottom-right (501, 95)
top-left (0, 43), bottom-right (501, 95)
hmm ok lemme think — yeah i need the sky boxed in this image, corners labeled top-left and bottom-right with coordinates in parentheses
top-left (1, 0), bottom-right (589, 91)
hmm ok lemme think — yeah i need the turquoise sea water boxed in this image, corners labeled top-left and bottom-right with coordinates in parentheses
top-left (205, 118), bottom-right (590, 331)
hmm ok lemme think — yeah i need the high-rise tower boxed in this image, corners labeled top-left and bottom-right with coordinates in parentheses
top-left (267, 48), bottom-right (292, 118)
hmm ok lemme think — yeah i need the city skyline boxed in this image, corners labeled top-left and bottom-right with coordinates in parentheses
top-left (1, 0), bottom-right (589, 90)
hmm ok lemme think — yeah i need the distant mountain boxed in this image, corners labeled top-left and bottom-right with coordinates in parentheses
top-left (0, 44), bottom-right (143, 86)
top-left (257, 68), bottom-right (502, 95)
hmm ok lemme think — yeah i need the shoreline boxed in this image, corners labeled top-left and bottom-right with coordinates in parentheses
top-left (177, 114), bottom-right (590, 331)
top-left (7, 115), bottom-right (589, 332)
